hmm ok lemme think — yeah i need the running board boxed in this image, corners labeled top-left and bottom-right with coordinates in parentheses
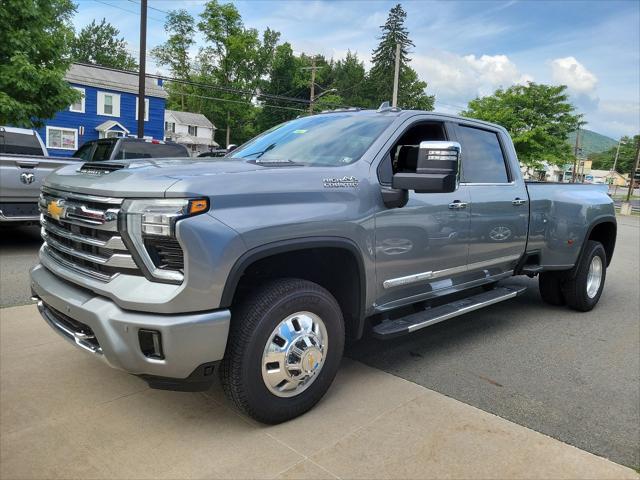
top-left (372, 285), bottom-right (527, 339)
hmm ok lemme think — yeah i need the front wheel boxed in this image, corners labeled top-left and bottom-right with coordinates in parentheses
top-left (220, 278), bottom-right (344, 424)
top-left (561, 241), bottom-right (607, 312)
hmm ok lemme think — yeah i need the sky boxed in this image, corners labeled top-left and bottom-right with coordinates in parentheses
top-left (73, 0), bottom-right (640, 139)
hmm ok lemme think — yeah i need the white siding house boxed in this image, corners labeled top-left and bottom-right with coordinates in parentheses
top-left (164, 110), bottom-right (217, 156)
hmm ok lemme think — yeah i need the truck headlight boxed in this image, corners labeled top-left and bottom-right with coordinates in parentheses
top-left (120, 198), bottom-right (209, 283)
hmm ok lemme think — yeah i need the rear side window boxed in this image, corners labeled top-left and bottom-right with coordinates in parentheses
top-left (456, 125), bottom-right (509, 183)
top-left (0, 131), bottom-right (44, 156)
top-left (114, 142), bottom-right (188, 159)
top-left (73, 142), bottom-right (95, 161)
top-left (91, 141), bottom-right (116, 161)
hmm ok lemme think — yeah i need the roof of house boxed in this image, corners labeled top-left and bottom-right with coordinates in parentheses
top-left (165, 110), bottom-right (215, 129)
top-left (95, 120), bottom-right (129, 133)
top-left (65, 63), bottom-right (168, 99)
top-left (590, 169), bottom-right (625, 178)
top-left (171, 133), bottom-right (219, 148)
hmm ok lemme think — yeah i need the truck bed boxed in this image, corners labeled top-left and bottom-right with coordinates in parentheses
top-left (525, 182), bottom-right (614, 269)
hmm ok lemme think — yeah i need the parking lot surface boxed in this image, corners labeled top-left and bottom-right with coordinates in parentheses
top-left (350, 216), bottom-right (640, 467)
top-left (1, 304), bottom-right (638, 479)
top-left (1, 216), bottom-right (638, 473)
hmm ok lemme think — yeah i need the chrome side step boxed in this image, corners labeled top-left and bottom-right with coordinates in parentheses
top-left (372, 285), bottom-right (527, 339)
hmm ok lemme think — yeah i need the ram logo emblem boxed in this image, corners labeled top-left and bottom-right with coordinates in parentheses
top-left (20, 172), bottom-right (35, 185)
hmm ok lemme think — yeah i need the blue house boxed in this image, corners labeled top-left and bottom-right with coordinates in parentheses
top-left (37, 63), bottom-right (168, 157)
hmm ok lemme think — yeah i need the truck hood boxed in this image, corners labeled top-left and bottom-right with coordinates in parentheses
top-left (44, 158), bottom-right (268, 197)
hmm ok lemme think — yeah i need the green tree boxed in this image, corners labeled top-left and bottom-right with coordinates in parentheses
top-left (255, 42), bottom-right (307, 131)
top-left (462, 83), bottom-right (583, 170)
top-left (367, 4), bottom-right (434, 110)
top-left (590, 135), bottom-right (639, 174)
top-left (332, 51), bottom-right (367, 107)
top-left (197, 0), bottom-right (280, 146)
top-left (71, 19), bottom-right (138, 70)
top-left (151, 10), bottom-right (196, 110)
top-left (0, 0), bottom-right (79, 127)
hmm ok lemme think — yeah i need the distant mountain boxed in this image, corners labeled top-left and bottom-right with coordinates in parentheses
top-left (567, 129), bottom-right (617, 157)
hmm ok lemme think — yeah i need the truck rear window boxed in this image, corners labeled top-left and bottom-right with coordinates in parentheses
top-left (0, 131), bottom-right (44, 156)
top-left (113, 142), bottom-right (189, 160)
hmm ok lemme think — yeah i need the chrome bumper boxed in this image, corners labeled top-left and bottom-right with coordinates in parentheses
top-left (0, 209), bottom-right (40, 222)
top-left (30, 264), bottom-right (231, 379)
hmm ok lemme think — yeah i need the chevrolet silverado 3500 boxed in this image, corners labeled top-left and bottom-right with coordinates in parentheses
top-left (30, 109), bottom-right (616, 423)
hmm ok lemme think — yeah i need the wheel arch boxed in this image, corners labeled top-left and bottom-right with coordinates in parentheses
top-left (220, 237), bottom-right (368, 340)
top-left (567, 216), bottom-right (617, 279)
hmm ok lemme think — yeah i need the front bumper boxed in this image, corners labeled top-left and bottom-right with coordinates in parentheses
top-left (30, 264), bottom-right (231, 382)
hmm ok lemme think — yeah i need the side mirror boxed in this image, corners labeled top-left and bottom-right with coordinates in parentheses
top-left (227, 144), bottom-right (238, 153)
top-left (392, 141), bottom-right (461, 194)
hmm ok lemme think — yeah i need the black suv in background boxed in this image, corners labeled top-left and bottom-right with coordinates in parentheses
top-left (73, 137), bottom-right (189, 161)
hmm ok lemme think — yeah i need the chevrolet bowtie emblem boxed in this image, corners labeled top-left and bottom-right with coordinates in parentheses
top-left (47, 199), bottom-right (65, 221)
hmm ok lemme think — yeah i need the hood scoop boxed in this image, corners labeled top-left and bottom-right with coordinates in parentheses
top-left (78, 162), bottom-right (128, 175)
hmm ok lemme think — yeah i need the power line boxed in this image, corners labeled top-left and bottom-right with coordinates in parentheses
top-left (73, 62), bottom-right (315, 105)
top-left (66, 70), bottom-right (307, 113)
top-left (126, 0), bottom-right (170, 15)
top-left (91, 0), bottom-right (164, 22)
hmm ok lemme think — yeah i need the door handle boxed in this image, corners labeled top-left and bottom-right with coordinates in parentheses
top-left (512, 198), bottom-right (527, 206)
top-left (448, 201), bottom-right (468, 210)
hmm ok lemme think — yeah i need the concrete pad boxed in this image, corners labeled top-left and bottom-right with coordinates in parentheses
top-left (1, 304), bottom-right (638, 480)
top-left (205, 358), bottom-right (426, 457)
top-left (277, 460), bottom-right (338, 479)
top-left (0, 306), bottom-right (145, 434)
top-left (310, 390), bottom-right (638, 479)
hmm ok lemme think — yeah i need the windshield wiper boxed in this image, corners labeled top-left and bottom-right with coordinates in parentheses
top-left (241, 143), bottom-right (276, 159)
top-left (254, 158), bottom-right (304, 166)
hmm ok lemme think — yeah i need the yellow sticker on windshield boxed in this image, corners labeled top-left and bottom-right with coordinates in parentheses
top-left (293, 129), bottom-right (307, 134)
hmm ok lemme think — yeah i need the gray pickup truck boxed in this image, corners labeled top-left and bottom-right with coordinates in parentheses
top-left (30, 109), bottom-right (616, 423)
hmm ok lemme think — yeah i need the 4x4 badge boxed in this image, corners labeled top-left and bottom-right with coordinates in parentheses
top-left (322, 176), bottom-right (359, 188)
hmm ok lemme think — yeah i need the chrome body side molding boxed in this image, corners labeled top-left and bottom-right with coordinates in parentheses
top-left (383, 254), bottom-right (521, 289)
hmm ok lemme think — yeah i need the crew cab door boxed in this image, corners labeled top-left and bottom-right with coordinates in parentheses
top-left (373, 119), bottom-right (471, 309)
top-left (451, 123), bottom-right (528, 274)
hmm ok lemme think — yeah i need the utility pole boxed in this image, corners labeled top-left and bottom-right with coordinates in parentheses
top-left (136, 0), bottom-right (147, 138)
top-left (571, 129), bottom-right (581, 183)
top-left (612, 138), bottom-right (625, 173)
top-left (625, 139), bottom-right (640, 202)
top-left (392, 42), bottom-right (401, 108)
top-left (308, 57), bottom-right (317, 114)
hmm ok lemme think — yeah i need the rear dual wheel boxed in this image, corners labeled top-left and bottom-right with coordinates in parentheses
top-left (538, 240), bottom-right (606, 312)
top-left (219, 278), bottom-right (344, 424)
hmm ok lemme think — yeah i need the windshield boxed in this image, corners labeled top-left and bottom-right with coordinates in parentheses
top-left (230, 113), bottom-right (393, 166)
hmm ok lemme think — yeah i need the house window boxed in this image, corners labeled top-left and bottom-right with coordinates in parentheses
top-left (165, 121), bottom-right (176, 133)
top-left (69, 87), bottom-right (85, 113)
top-left (46, 126), bottom-right (78, 150)
top-left (188, 125), bottom-right (198, 136)
top-left (97, 91), bottom-right (120, 117)
top-left (135, 97), bottom-right (150, 121)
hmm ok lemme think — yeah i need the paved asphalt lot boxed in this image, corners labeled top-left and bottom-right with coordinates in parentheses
top-left (1, 217), bottom-right (639, 468)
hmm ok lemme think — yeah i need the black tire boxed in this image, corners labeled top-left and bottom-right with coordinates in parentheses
top-left (561, 241), bottom-right (607, 312)
top-left (538, 272), bottom-right (565, 306)
top-left (219, 278), bottom-right (344, 424)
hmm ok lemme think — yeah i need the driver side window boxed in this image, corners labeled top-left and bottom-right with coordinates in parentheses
top-left (377, 122), bottom-right (447, 185)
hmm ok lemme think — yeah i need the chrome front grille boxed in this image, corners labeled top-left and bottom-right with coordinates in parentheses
top-left (39, 187), bottom-right (142, 281)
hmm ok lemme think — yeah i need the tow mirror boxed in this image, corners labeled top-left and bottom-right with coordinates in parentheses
top-left (392, 141), bottom-right (461, 194)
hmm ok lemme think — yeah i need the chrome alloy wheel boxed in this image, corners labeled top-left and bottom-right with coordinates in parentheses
top-left (586, 255), bottom-right (603, 299)
top-left (261, 311), bottom-right (328, 398)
